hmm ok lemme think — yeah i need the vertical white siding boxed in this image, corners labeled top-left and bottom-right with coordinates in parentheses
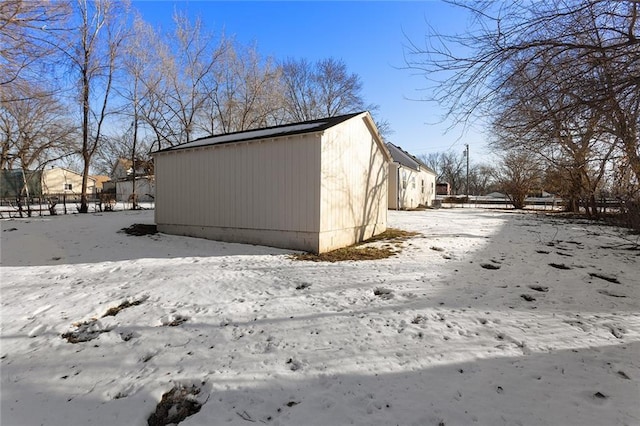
top-left (388, 163), bottom-right (400, 209)
top-left (388, 166), bottom-right (437, 209)
top-left (319, 115), bottom-right (388, 251)
top-left (154, 133), bottom-right (322, 250)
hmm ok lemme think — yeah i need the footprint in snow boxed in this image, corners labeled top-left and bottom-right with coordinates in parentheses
top-left (480, 263), bottom-right (501, 270)
top-left (617, 371), bottom-right (631, 380)
top-left (589, 273), bottom-right (621, 284)
top-left (286, 358), bottom-right (303, 371)
top-left (373, 288), bottom-right (394, 299)
top-left (528, 285), bottom-right (549, 292)
top-left (160, 314), bottom-right (188, 327)
top-left (597, 289), bottom-right (626, 298)
top-left (28, 324), bottom-right (47, 337)
top-left (563, 320), bottom-right (592, 332)
top-left (606, 324), bottom-right (626, 339)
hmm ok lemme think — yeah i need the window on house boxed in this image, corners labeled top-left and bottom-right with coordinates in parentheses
top-left (64, 183), bottom-right (72, 191)
top-left (421, 180), bottom-right (425, 194)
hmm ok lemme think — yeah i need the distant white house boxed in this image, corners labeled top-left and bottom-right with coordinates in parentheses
top-left (107, 158), bottom-right (155, 202)
top-left (386, 143), bottom-right (437, 209)
top-left (152, 112), bottom-right (390, 253)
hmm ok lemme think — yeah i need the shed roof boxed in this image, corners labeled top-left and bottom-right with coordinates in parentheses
top-left (155, 112), bottom-right (363, 153)
top-left (386, 142), bottom-right (436, 175)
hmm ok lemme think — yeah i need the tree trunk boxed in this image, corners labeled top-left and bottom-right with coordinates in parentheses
top-left (79, 155), bottom-right (91, 213)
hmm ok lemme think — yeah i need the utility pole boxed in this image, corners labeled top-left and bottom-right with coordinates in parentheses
top-left (465, 143), bottom-right (470, 198)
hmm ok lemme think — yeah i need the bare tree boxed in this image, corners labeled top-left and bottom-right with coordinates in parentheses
top-left (406, 0), bottom-right (640, 184)
top-left (315, 58), bottom-right (367, 117)
top-left (0, 0), bottom-right (70, 92)
top-left (469, 163), bottom-right (495, 195)
top-left (142, 12), bottom-right (227, 148)
top-left (494, 150), bottom-right (542, 209)
top-left (280, 57), bottom-right (368, 121)
top-left (0, 83), bottom-right (77, 217)
top-left (432, 150), bottom-right (467, 194)
top-left (0, 83), bottom-right (77, 171)
top-left (491, 45), bottom-right (618, 215)
top-left (280, 58), bottom-right (319, 122)
top-left (54, 0), bottom-right (128, 213)
top-left (113, 14), bottom-right (158, 209)
top-left (203, 42), bottom-right (283, 134)
top-left (419, 152), bottom-right (443, 181)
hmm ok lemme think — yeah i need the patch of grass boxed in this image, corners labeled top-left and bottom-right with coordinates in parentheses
top-left (293, 246), bottom-right (396, 262)
top-left (365, 228), bottom-right (420, 243)
top-left (291, 228), bottom-right (419, 262)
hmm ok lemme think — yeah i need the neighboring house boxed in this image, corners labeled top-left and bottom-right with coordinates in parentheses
top-left (112, 177), bottom-right (155, 202)
top-left (436, 182), bottom-right (451, 196)
top-left (153, 111), bottom-right (390, 254)
top-left (42, 167), bottom-right (96, 196)
top-left (0, 168), bottom-right (96, 198)
top-left (111, 158), bottom-right (153, 180)
top-left (91, 175), bottom-right (110, 193)
top-left (110, 158), bottom-right (155, 202)
top-left (386, 143), bottom-right (437, 209)
top-left (0, 169), bottom-right (42, 198)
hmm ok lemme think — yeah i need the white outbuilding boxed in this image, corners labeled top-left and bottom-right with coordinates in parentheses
top-left (386, 142), bottom-right (437, 209)
top-left (152, 112), bottom-right (390, 253)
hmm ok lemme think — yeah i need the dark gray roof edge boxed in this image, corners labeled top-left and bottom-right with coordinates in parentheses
top-left (386, 142), bottom-right (436, 175)
top-left (153, 112), bottom-right (366, 154)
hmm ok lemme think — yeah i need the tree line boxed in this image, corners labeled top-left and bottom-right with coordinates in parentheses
top-left (1, 0), bottom-right (381, 212)
top-left (407, 0), bottom-right (639, 227)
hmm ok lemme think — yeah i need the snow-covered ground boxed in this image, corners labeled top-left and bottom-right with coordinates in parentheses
top-left (1, 209), bottom-right (638, 426)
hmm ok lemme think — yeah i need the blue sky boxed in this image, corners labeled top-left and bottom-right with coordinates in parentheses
top-left (132, 1), bottom-right (489, 162)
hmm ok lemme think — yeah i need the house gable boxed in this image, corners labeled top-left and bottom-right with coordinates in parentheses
top-left (386, 143), bottom-right (437, 209)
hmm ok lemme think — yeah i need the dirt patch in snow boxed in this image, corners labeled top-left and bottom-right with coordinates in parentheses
top-left (61, 320), bottom-right (111, 343)
top-left (147, 384), bottom-right (203, 426)
top-left (103, 298), bottom-right (146, 317)
top-left (120, 223), bottom-right (157, 236)
top-left (62, 297), bottom-right (147, 343)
